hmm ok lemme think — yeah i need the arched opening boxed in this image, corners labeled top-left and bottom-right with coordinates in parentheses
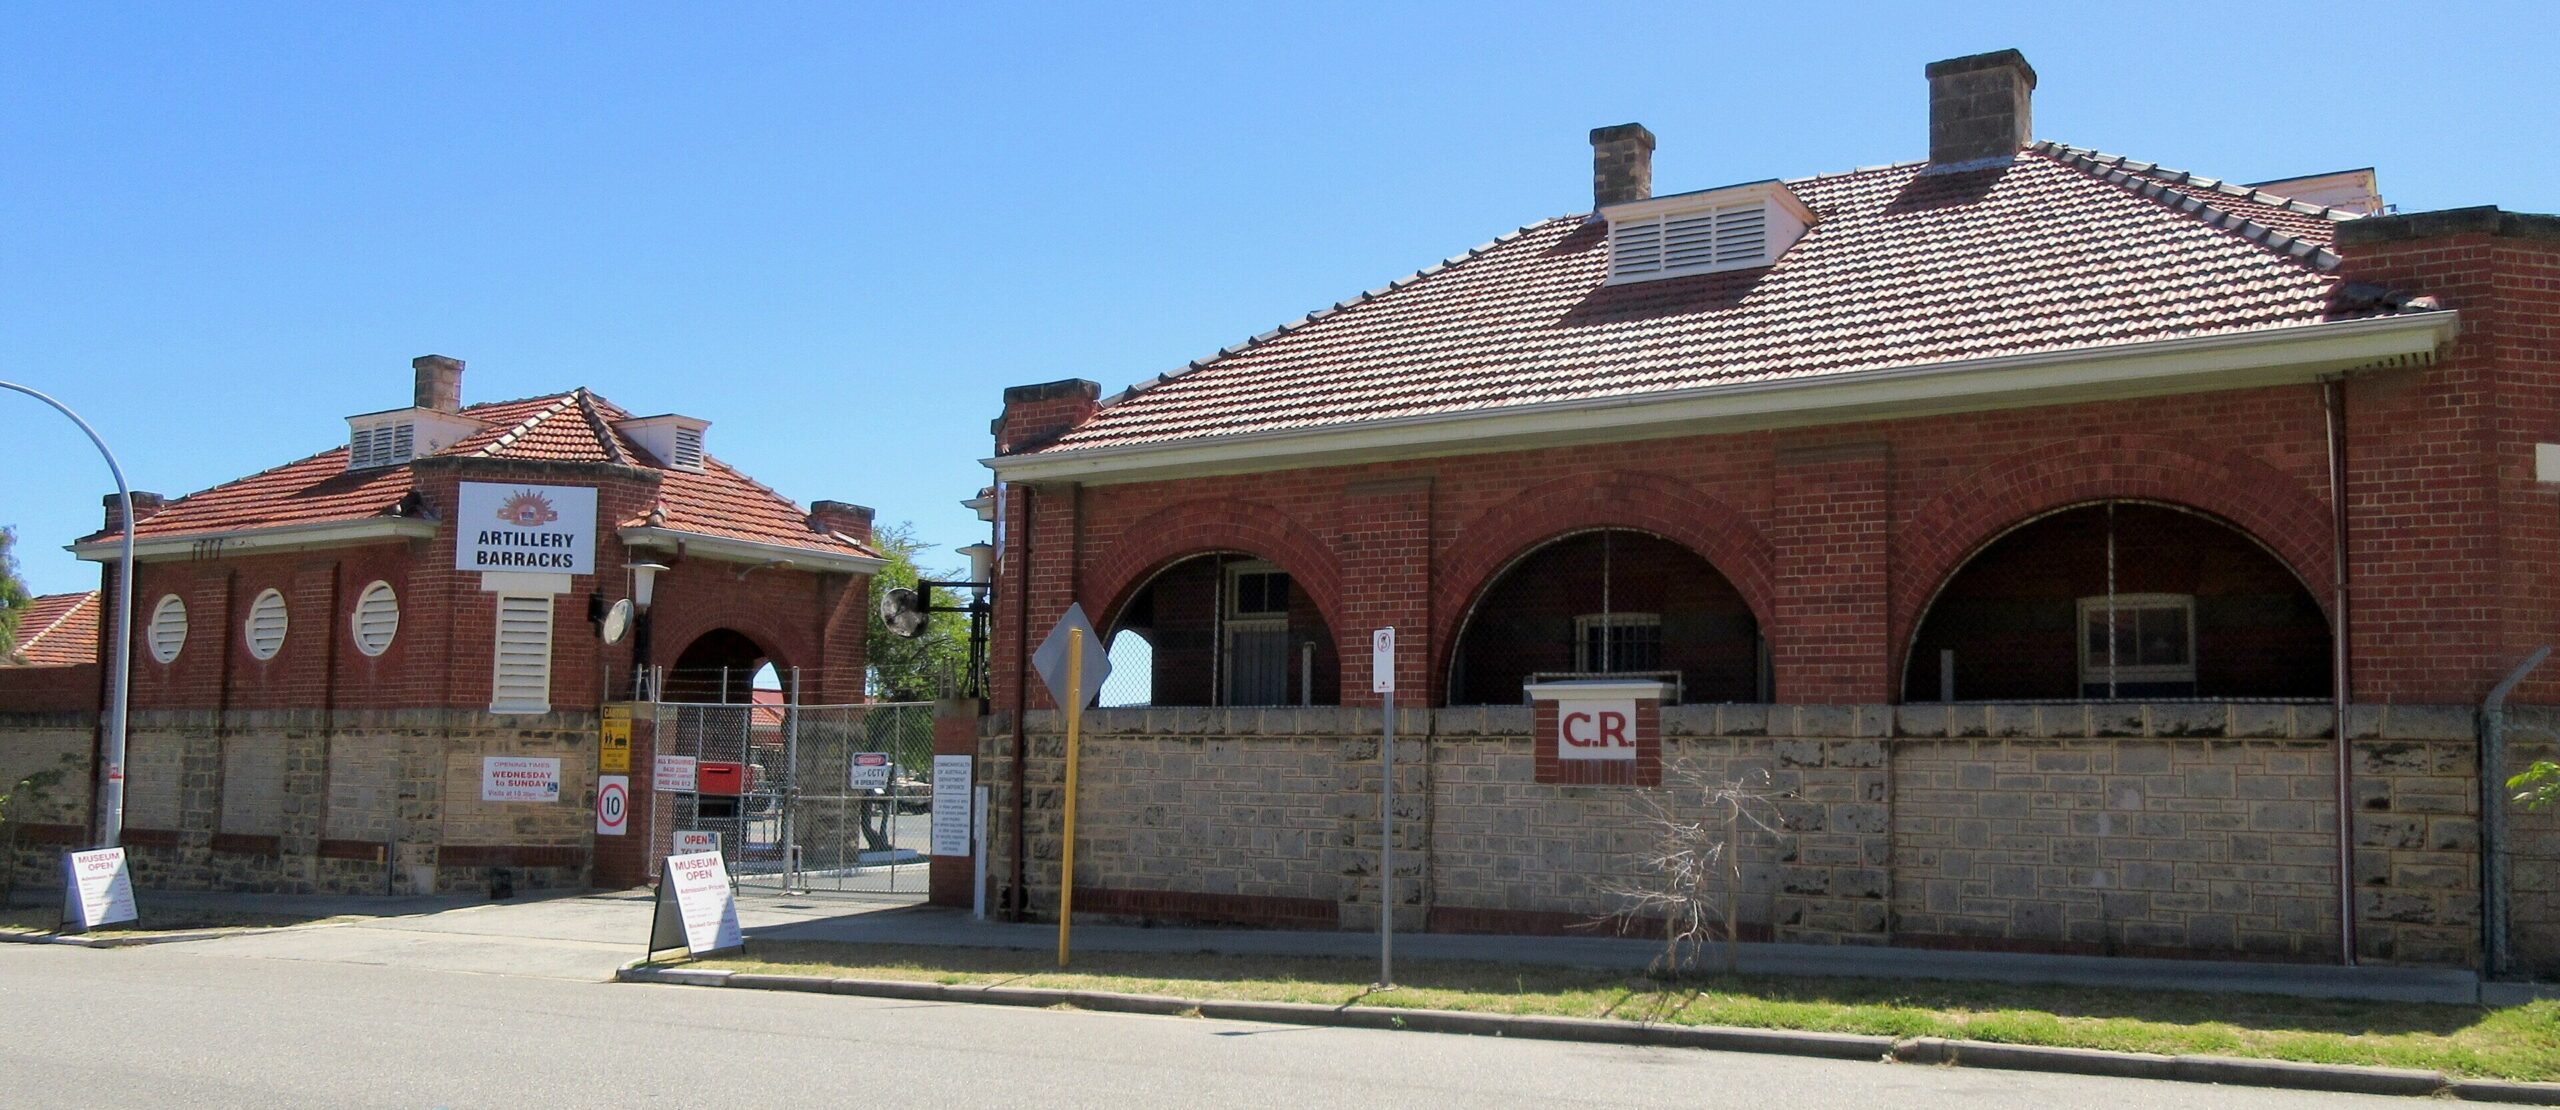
top-left (1104, 552), bottom-right (1339, 707)
top-left (1904, 501), bottom-right (2331, 702)
top-left (1447, 529), bottom-right (1764, 706)
top-left (664, 627), bottom-right (775, 703)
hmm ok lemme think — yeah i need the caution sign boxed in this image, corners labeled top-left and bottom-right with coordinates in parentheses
top-left (600, 705), bottom-right (632, 774)
top-left (849, 752), bottom-right (891, 791)
top-left (648, 850), bottom-right (743, 958)
top-left (596, 775), bottom-right (629, 837)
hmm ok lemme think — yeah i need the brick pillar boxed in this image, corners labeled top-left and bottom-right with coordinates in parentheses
top-left (593, 702), bottom-right (659, 889)
top-left (927, 697), bottom-right (982, 908)
top-left (1338, 478), bottom-right (1432, 706)
top-left (1770, 442), bottom-right (1893, 703)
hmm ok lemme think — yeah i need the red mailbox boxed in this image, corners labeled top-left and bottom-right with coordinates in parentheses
top-left (695, 761), bottom-right (746, 796)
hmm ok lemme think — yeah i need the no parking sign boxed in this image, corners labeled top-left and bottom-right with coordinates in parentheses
top-left (596, 775), bottom-right (629, 836)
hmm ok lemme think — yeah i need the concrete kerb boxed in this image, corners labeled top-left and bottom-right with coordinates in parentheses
top-left (616, 966), bottom-right (2560, 1101)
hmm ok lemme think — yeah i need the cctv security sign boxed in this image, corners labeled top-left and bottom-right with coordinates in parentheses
top-left (456, 483), bottom-right (598, 574)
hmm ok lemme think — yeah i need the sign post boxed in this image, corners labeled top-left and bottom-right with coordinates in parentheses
top-left (1373, 626), bottom-right (1395, 989)
top-left (1031, 605), bottom-right (1110, 965)
top-left (1058, 628), bottom-right (1084, 967)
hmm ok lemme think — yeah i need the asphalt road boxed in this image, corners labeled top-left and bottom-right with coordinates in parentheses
top-left (0, 937), bottom-right (2416, 1109)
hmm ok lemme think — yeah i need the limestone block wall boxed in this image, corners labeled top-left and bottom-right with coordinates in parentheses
top-left (2504, 708), bottom-right (2560, 975)
top-left (4, 709), bottom-right (599, 895)
top-left (984, 701), bottom-right (2504, 966)
top-left (0, 712), bottom-right (93, 882)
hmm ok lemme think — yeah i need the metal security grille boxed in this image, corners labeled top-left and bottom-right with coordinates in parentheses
top-left (649, 699), bottom-right (937, 897)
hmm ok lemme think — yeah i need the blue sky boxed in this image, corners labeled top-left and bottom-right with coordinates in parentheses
top-left (4, 2), bottom-right (2553, 597)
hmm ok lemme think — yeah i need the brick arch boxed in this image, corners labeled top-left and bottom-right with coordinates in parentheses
top-left (1084, 497), bottom-right (1343, 643)
top-left (1430, 470), bottom-right (1775, 701)
top-left (648, 611), bottom-right (801, 678)
top-left (1892, 434), bottom-right (2336, 691)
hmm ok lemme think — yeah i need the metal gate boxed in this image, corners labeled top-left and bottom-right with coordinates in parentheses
top-left (649, 699), bottom-right (938, 897)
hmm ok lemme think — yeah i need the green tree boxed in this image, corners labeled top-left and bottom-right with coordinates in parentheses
top-left (2512, 762), bottom-right (2560, 811)
top-left (866, 521), bottom-right (976, 700)
top-left (0, 527), bottom-right (30, 659)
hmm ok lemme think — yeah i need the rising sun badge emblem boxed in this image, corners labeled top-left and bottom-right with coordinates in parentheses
top-left (497, 490), bottom-right (560, 528)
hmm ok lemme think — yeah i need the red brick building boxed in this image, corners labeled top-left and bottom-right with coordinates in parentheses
top-left (970, 51), bottom-right (2560, 970)
top-left (3, 355), bottom-right (882, 893)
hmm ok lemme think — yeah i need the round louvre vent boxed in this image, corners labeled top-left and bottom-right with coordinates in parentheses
top-left (245, 588), bottom-right (288, 660)
top-left (148, 595), bottom-right (188, 663)
top-left (351, 581), bottom-right (399, 657)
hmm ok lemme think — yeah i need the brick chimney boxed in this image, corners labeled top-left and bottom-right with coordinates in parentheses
top-left (1925, 49), bottom-right (2035, 166)
top-left (413, 354), bottom-right (464, 413)
top-left (1590, 123), bottom-right (1655, 209)
top-left (808, 500), bottom-right (875, 546)
top-left (993, 379), bottom-right (1101, 456)
top-left (101, 491), bottom-right (165, 534)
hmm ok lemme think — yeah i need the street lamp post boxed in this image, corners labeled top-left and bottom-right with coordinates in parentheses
top-left (1, 381), bottom-right (134, 849)
top-left (628, 562), bottom-right (667, 700)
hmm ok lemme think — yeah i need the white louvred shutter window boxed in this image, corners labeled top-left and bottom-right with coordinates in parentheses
top-left (245, 588), bottom-right (288, 660)
top-left (352, 581), bottom-right (399, 656)
top-left (349, 426), bottom-right (381, 469)
top-left (672, 425), bottom-right (705, 470)
top-left (388, 422), bottom-right (415, 463)
top-left (148, 595), bottom-right (188, 663)
top-left (1713, 205), bottom-right (1768, 265)
top-left (1608, 217), bottom-right (1665, 280)
top-left (490, 594), bottom-right (554, 713)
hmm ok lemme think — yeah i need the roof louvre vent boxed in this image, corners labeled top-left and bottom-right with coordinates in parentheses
top-left (614, 414), bottom-right (712, 473)
top-left (349, 420), bottom-right (417, 470)
top-left (1602, 181), bottom-right (1814, 285)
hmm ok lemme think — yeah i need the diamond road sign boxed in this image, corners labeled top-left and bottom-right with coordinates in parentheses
top-left (1032, 602), bottom-right (1111, 711)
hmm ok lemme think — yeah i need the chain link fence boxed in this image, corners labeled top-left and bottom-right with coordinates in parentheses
top-left (648, 699), bottom-right (937, 897)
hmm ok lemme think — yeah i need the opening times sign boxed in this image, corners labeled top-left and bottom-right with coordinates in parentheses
top-left (455, 482), bottom-right (597, 574)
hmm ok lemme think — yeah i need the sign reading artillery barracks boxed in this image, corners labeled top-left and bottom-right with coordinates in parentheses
top-left (456, 482), bottom-right (598, 574)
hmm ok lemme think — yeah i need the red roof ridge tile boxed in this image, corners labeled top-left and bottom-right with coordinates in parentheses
top-left (2038, 142), bottom-right (2365, 223)
top-left (569, 389), bottom-right (632, 466)
top-left (465, 392), bottom-right (585, 458)
top-left (11, 590), bottom-right (99, 666)
top-left (2033, 141), bottom-right (2347, 271)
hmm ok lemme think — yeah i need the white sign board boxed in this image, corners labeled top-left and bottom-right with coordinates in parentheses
top-left (595, 774), bottom-right (629, 836)
top-left (931, 755), bottom-right (974, 856)
top-left (1556, 699), bottom-right (1640, 761)
top-left (63, 847), bottom-right (138, 930)
top-left (1372, 627), bottom-right (1396, 693)
top-left (650, 850), bottom-right (743, 955)
top-left (455, 482), bottom-right (598, 574)
top-left (482, 756), bottom-right (562, 802)
top-left (1031, 602), bottom-right (1111, 711)
top-left (673, 829), bottom-right (721, 855)
top-left (849, 752), bottom-right (892, 791)
top-left (654, 754), bottom-right (697, 793)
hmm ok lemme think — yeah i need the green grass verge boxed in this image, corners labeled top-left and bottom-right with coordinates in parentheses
top-left (699, 941), bottom-right (2560, 1082)
top-left (0, 904), bottom-right (326, 937)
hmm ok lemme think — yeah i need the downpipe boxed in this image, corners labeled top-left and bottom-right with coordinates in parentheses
top-left (2322, 377), bottom-right (2356, 966)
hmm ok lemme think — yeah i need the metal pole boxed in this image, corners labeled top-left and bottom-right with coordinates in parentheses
top-left (2, 381), bottom-right (134, 850)
top-left (1058, 629), bottom-right (1083, 967)
top-left (1381, 683), bottom-right (1394, 988)
top-left (2482, 647), bottom-right (2549, 979)
top-left (784, 667), bottom-right (802, 894)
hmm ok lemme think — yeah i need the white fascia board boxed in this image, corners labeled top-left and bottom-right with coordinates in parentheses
top-left (68, 518), bottom-right (437, 562)
top-left (617, 526), bottom-right (886, 576)
top-left (986, 312), bottom-right (2457, 486)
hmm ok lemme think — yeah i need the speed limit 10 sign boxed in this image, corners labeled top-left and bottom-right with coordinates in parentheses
top-left (595, 774), bottom-right (629, 837)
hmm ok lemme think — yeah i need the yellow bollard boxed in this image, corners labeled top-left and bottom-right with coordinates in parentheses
top-left (1058, 628), bottom-right (1083, 968)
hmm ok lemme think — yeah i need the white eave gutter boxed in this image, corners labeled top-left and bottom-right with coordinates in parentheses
top-left (986, 312), bottom-right (2458, 485)
top-left (618, 526), bottom-right (887, 576)
top-left (69, 518), bottom-right (438, 562)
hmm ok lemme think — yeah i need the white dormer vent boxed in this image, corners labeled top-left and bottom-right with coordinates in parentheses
top-left (1602, 181), bottom-right (1815, 285)
top-left (345, 407), bottom-right (484, 472)
top-left (615, 415), bottom-right (712, 473)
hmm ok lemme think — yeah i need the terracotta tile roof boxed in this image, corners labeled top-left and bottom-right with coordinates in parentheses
top-left (10, 590), bottom-right (98, 666)
top-left (1040, 143), bottom-right (2408, 454)
top-left (84, 389), bottom-right (876, 561)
